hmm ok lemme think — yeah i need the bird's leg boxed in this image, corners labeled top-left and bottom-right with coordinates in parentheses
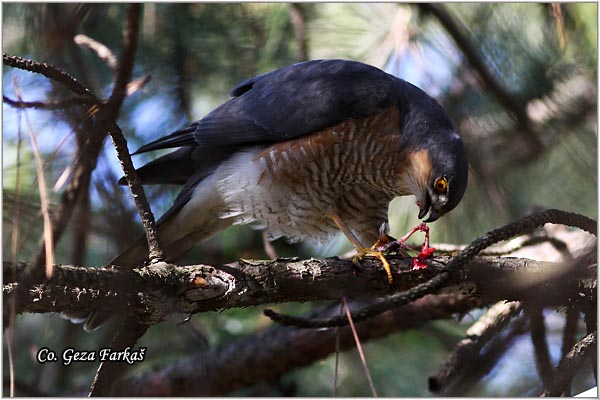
top-left (371, 222), bottom-right (412, 256)
top-left (329, 212), bottom-right (366, 249)
top-left (378, 222), bottom-right (437, 270)
top-left (372, 222), bottom-right (393, 248)
top-left (328, 212), bottom-right (394, 284)
top-left (411, 223), bottom-right (436, 270)
top-left (398, 223), bottom-right (428, 250)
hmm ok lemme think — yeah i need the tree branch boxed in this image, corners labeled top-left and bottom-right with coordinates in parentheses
top-left (433, 313), bottom-right (529, 395)
top-left (4, 5), bottom-right (160, 394)
top-left (288, 3), bottom-right (309, 61)
top-left (4, 209), bottom-right (595, 396)
top-left (525, 304), bottom-right (556, 391)
top-left (89, 317), bottom-right (150, 396)
top-left (558, 307), bottom-right (580, 395)
top-left (3, 95), bottom-right (97, 110)
top-left (105, 4), bottom-right (141, 114)
top-left (105, 3), bottom-right (164, 264)
top-left (428, 301), bottom-right (523, 393)
top-left (418, 3), bottom-right (543, 154)
top-left (4, 254), bottom-right (596, 321)
top-left (3, 4), bottom-right (162, 303)
top-left (4, 53), bottom-right (106, 303)
top-left (112, 294), bottom-right (480, 396)
top-left (2, 53), bottom-right (97, 101)
top-left (542, 331), bottom-right (597, 397)
top-left (264, 209), bottom-right (596, 328)
top-left (74, 34), bottom-right (119, 71)
top-left (88, 11), bottom-right (157, 385)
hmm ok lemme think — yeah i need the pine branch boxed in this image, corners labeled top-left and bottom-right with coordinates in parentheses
top-left (542, 331), bottom-right (597, 397)
top-left (264, 209), bottom-right (597, 328)
top-left (111, 294), bottom-right (478, 396)
top-left (89, 317), bottom-right (150, 396)
top-left (4, 253), bottom-right (596, 322)
top-left (429, 301), bottom-right (523, 393)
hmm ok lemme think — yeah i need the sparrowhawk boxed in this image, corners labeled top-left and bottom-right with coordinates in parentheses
top-left (82, 59), bottom-right (469, 331)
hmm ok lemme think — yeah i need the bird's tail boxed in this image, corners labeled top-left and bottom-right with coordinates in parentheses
top-left (63, 214), bottom-right (233, 332)
top-left (64, 167), bottom-right (234, 331)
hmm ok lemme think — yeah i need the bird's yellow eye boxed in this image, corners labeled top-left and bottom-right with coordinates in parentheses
top-left (433, 177), bottom-right (448, 194)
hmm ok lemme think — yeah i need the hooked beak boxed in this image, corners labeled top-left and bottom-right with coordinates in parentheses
top-left (418, 193), bottom-right (431, 220)
top-left (417, 193), bottom-right (441, 223)
top-left (423, 209), bottom-right (440, 223)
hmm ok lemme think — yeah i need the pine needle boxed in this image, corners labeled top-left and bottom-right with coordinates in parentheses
top-left (13, 78), bottom-right (55, 279)
top-left (342, 297), bottom-right (378, 397)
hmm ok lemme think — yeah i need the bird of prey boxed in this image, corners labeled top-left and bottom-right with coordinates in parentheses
top-left (83, 59), bottom-right (468, 331)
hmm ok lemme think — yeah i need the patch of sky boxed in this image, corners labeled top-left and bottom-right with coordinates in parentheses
top-left (384, 30), bottom-right (459, 98)
top-left (3, 68), bottom-right (74, 155)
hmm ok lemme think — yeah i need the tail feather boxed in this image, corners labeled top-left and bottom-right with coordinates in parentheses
top-left (74, 163), bottom-right (233, 331)
top-left (81, 216), bottom-right (233, 331)
top-left (108, 235), bottom-right (151, 268)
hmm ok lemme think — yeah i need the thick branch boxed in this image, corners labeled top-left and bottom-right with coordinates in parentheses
top-left (429, 301), bottom-right (523, 393)
top-left (542, 331), bottom-right (597, 397)
top-left (264, 209), bottom-right (596, 328)
top-left (106, 4), bottom-right (141, 113)
top-left (4, 255), bottom-right (596, 320)
top-left (113, 294), bottom-right (479, 396)
top-left (89, 317), bottom-right (150, 396)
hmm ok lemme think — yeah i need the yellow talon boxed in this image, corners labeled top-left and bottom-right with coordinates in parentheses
top-left (328, 213), bottom-right (395, 284)
top-left (353, 247), bottom-right (394, 284)
top-left (373, 251), bottom-right (393, 284)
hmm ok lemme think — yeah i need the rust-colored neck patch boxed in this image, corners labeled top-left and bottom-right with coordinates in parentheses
top-left (405, 149), bottom-right (432, 191)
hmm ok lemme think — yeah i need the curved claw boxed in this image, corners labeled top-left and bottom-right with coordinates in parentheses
top-left (353, 248), bottom-right (394, 284)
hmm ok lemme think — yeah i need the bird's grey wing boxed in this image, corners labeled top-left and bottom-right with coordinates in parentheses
top-left (119, 144), bottom-right (244, 186)
top-left (196, 59), bottom-right (400, 145)
top-left (127, 60), bottom-right (401, 186)
top-left (133, 59), bottom-right (400, 155)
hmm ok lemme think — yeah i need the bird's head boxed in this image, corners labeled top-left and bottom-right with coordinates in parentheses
top-left (394, 81), bottom-right (469, 223)
top-left (406, 131), bottom-right (468, 223)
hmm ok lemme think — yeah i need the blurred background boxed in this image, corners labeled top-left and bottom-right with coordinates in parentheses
top-left (2, 3), bottom-right (597, 396)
